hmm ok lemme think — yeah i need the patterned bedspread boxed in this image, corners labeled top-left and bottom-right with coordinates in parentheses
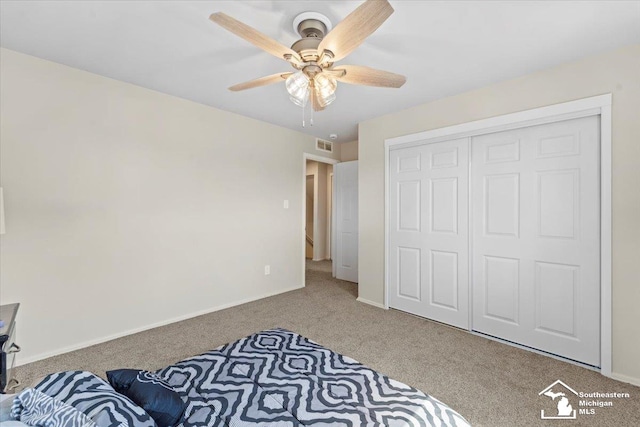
top-left (156, 328), bottom-right (470, 427)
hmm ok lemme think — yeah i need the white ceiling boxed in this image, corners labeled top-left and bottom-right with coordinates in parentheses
top-left (2, 1), bottom-right (639, 143)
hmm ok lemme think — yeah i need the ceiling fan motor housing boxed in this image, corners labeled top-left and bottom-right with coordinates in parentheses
top-left (297, 18), bottom-right (327, 38)
top-left (291, 37), bottom-right (322, 61)
top-left (291, 12), bottom-right (333, 62)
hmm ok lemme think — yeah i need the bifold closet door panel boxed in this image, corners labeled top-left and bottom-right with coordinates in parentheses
top-left (471, 116), bottom-right (600, 366)
top-left (389, 138), bottom-right (469, 329)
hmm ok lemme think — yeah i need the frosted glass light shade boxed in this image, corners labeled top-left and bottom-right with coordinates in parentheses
top-left (286, 72), bottom-right (310, 106)
top-left (316, 91), bottom-right (336, 107)
top-left (313, 74), bottom-right (337, 107)
top-left (314, 74), bottom-right (337, 99)
top-left (289, 92), bottom-right (308, 106)
top-left (286, 71), bottom-right (338, 108)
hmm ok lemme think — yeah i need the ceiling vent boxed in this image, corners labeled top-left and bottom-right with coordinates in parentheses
top-left (316, 138), bottom-right (333, 153)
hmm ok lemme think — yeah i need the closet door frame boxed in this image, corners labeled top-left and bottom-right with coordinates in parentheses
top-left (383, 94), bottom-right (612, 377)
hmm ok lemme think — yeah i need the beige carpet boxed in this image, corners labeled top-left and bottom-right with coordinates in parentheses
top-left (16, 260), bottom-right (639, 426)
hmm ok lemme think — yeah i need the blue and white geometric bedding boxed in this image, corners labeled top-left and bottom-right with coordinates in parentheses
top-left (11, 388), bottom-right (97, 427)
top-left (12, 370), bottom-right (156, 427)
top-left (156, 328), bottom-right (470, 427)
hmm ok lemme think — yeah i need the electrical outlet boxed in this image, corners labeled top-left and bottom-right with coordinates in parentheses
top-left (264, 265), bottom-right (271, 275)
top-left (283, 200), bottom-right (289, 209)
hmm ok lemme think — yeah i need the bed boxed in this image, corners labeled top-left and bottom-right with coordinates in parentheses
top-left (7, 328), bottom-right (470, 426)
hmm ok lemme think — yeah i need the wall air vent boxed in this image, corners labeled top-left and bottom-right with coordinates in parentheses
top-left (316, 138), bottom-right (333, 153)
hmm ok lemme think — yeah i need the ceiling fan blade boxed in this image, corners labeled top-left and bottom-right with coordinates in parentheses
top-left (332, 65), bottom-right (406, 88)
top-left (317, 0), bottom-right (394, 62)
top-left (229, 72), bottom-right (292, 91)
top-left (210, 12), bottom-right (300, 62)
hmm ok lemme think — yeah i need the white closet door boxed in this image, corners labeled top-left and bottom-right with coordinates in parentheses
top-left (389, 138), bottom-right (469, 328)
top-left (471, 116), bottom-right (600, 366)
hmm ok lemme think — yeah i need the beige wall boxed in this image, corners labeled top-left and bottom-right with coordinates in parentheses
top-left (340, 140), bottom-right (359, 162)
top-left (0, 48), bottom-right (339, 364)
top-left (359, 44), bottom-right (640, 383)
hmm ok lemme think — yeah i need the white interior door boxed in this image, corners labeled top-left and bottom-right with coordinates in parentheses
top-left (471, 116), bottom-right (600, 366)
top-left (335, 161), bottom-right (358, 283)
top-left (388, 138), bottom-right (469, 329)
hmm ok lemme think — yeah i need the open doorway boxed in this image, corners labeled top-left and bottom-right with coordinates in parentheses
top-left (303, 155), bottom-right (337, 285)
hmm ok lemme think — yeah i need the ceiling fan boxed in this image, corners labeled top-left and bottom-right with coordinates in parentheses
top-left (209, 0), bottom-right (406, 112)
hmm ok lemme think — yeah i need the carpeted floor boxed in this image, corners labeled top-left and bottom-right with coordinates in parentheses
top-left (16, 260), bottom-right (639, 426)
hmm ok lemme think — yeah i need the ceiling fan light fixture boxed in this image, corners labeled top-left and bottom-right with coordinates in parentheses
top-left (316, 91), bottom-right (336, 108)
top-left (314, 74), bottom-right (337, 98)
top-left (313, 74), bottom-right (337, 107)
top-left (289, 92), bottom-right (309, 107)
top-left (286, 71), bottom-right (310, 106)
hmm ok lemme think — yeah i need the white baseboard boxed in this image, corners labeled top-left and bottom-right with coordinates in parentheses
top-left (356, 297), bottom-right (386, 309)
top-left (16, 284), bottom-right (304, 366)
top-left (610, 372), bottom-right (640, 387)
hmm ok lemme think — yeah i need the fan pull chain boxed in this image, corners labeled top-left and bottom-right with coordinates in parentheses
top-left (302, 100), bottom-right (305, 127)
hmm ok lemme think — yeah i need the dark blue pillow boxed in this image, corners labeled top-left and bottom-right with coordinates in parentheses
top-left (107, 369), bottom-right (185, 427)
